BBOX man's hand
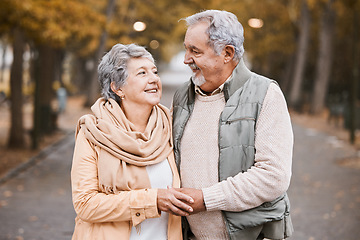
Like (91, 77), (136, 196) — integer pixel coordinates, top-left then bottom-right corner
(176, 188), (206, 214)
(157, 187), (194, 216)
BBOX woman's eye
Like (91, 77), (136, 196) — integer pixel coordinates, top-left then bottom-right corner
(137, 71), (146, 75)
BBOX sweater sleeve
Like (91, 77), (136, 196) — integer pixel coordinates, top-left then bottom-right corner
(71, 127), (160, 225)
(202, 83), (293, 211)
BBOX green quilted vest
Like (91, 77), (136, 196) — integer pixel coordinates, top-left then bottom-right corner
(172, 59), (293, 240)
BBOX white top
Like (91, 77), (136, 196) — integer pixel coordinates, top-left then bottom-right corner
(130, 159), (173, 240)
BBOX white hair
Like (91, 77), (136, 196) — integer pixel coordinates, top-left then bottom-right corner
(98, 43), (154, 102)
(184, 10), (245, 61)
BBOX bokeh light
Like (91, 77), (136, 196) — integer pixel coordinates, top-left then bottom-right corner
(133, 21), (146, 32)
(149, 40), (159, 49)
(248, 18), (264, 28)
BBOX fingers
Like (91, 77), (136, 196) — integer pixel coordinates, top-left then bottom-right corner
(167, 202), (192, 216)
(169, 189), (194, 213)
(168, 186), (194, 204)
(157, 188), (194, 216)
(174, 188), (206, 214)
(166, 187), (194, 214)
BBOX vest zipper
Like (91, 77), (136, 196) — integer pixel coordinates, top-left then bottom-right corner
(225, 117), (255, 124)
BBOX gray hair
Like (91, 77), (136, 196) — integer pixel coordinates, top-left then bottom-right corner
(184, 10), (244, 61)
(98, 43), (154, 102)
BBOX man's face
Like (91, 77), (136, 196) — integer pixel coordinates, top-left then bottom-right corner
(183, 21), (227, 93)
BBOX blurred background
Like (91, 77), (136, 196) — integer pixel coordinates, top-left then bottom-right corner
(0, 0), (359, 151)
(0, 0), (359, 239)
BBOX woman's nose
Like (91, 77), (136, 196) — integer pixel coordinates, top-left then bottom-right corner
(149, 72), (160, 83)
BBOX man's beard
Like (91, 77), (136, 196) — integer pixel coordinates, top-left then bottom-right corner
(191, 72), (206, 86)
(188, 63), (206, 86)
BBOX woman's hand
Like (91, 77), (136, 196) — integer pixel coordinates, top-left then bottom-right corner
(176, 188), (206, 214)
(157, 187), (194, 216)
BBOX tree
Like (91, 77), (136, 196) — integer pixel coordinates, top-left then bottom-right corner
(85, 0), (116, 107)
(349, 11), (359, 143)
(0, 1), (27, 148)
(289, 0), (311, 109)
(8, 28), (26, 148)
(31, 44), (58, 149)
(311, 0), (336, 114)
(0, 0), (105, 148)
(347, 0), (360, 143)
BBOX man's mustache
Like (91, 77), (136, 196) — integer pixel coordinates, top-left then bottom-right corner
(188, 63), (200, 70)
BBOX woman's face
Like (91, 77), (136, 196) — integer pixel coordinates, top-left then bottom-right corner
(119, 57), (162, 109)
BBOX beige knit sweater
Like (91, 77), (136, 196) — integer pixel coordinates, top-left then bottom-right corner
(180, 83), (293, 239)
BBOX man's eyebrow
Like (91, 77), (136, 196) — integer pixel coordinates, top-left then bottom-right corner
(184, 43), (200, 51)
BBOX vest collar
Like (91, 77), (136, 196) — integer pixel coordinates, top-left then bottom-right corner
(223, 58), (252, 101)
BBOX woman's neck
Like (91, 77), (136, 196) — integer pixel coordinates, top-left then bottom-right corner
(121, 104), (152, 132)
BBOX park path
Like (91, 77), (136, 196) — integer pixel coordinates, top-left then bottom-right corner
(288, 123), (360, 239)
(0, 70), (359, 240)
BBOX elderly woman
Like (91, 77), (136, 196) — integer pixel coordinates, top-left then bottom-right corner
(71, 43), (193, 240)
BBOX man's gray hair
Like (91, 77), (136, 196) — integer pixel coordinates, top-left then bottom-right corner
(98, 43), (154, 102)
(184, 10), (244, 61)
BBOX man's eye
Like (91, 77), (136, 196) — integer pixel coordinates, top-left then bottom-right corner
(153, 70), (158, 75)
(137, 71), (146, 75)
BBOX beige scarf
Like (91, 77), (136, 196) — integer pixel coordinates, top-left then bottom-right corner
(76, 98), (174, 193)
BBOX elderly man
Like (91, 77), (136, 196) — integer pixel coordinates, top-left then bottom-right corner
(172, 10), (294, 240)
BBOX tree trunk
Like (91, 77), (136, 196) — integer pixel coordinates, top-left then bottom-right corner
(84, 55), (99, 106)
(311, 0), (336, 114)
(85, 0), (116, 106)
(71, 57), (89, 95)
(350, 8), (359, 144)
(54, 49), (65, 87)
(7, 28), (25, 149)
(32, 44), (57, 149)
(281, 54), (295, 97)
(289, 0), (311, 110)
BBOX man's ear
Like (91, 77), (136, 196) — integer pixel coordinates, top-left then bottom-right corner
(224, 45), (235, 63)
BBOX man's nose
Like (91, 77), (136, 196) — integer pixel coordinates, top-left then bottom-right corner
(184, 51), (193, 64)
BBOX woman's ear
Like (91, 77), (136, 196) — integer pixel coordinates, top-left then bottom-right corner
(224, 45), (235, 63)
(111, 82), (125, 99)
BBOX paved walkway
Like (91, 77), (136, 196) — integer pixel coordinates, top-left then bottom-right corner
(288, 124), (360, 239)
(0, 74), (359, 239)
(0, 135), (76, 240)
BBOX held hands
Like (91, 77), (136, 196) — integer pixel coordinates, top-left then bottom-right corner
(157, 187), (206, 216)
(176, 188), (206, 214)
(157, 187), (194, 216)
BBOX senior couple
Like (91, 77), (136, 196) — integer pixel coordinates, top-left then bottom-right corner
(71, 10), (294, 240)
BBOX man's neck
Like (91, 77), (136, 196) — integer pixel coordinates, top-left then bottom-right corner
(198, 59), (239, 94)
